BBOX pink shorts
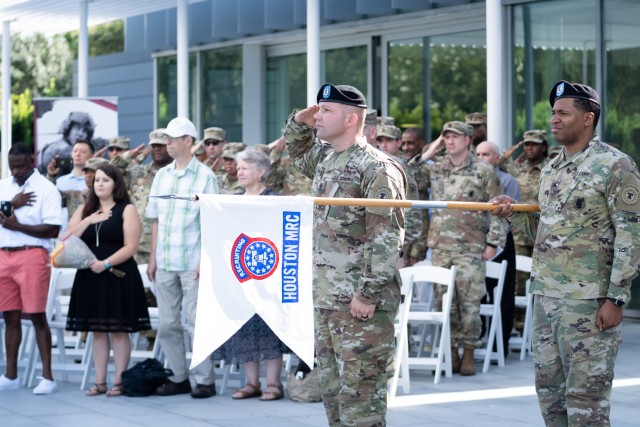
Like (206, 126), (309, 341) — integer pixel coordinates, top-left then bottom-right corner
(0, 248), (51, 313)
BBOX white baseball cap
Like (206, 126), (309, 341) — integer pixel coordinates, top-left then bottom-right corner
(164, 117), (198, 139)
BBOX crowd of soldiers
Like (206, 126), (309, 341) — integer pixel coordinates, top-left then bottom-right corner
(43, 111), (552, 375)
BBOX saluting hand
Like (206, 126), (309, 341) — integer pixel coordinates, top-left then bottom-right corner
(294, 105), (319, 127)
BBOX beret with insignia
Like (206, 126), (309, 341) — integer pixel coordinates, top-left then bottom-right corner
(317, 83), (367, 108)
(549, 80), (600, 107)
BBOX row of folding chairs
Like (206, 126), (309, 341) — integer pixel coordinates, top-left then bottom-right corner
(389, 256), (534, 398)
(2, 264), (290, 393)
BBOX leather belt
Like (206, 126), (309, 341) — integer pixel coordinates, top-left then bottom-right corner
(0, 245), (44, 252)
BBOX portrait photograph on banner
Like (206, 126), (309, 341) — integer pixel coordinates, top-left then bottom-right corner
(192, 194), (315, 369)
(33, 97), (118, 173)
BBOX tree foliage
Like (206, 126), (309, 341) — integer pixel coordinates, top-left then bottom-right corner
(64, 19), (124, 58)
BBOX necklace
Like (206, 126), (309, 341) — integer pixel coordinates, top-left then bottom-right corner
(95, 221), (104, 247)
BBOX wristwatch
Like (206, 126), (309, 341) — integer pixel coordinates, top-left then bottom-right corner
(607, 297), (625, 308)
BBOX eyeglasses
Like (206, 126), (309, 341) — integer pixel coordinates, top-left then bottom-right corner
(108, 146), (124, 152)
(204, 140), (224, 146)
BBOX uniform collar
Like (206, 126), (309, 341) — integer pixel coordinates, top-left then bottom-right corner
(551, 136), (598, 169)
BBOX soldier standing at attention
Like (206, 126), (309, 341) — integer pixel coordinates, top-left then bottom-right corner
(128, 129), (172, 264)
(491, 80), (640, 426)
(415, 121), (505, 376)
(284, 83), (405, 427)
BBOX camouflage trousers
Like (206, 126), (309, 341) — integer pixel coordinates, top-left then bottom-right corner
(314, 308), (396, 427)
(514, 244), (533, 296)
(432, 249), (485, 348)
(532, 295), (621, 427)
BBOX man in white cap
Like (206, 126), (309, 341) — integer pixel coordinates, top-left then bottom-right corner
(145, 117), (219, 399)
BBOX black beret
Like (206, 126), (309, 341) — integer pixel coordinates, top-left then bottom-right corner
(549, 80), (600, 107)
(317, 83), (367, 108)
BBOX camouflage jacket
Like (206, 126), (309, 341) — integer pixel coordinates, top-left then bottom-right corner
(267, 145), (313, 195)
(388, 154), (427, 262)
(283, 114), (406, 312)
(204, 157), (226, 179)
(500, 157), (549, 247)
(511, 138), (640, 303)
(218, 174), (242, 195)
(413, 152), (506, 253)
(129, 161), (163, 260)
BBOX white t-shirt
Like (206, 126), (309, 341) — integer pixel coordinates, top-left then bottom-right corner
(0, 169), (63, 250)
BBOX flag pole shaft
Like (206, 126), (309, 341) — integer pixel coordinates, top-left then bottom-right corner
(313, 197), (540, 212)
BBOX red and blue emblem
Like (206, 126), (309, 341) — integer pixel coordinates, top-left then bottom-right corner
(231, 233), (280, 283)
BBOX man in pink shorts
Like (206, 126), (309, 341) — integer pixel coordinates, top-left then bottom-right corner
(0, 143), (62, 394)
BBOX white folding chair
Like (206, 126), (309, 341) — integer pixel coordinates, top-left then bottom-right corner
(28, 267), (92, 387)
(388, 267), (415, 398)
(510, 255), (533, 360)
(476, 260), (508, 373)
(390, 264), (457, 395)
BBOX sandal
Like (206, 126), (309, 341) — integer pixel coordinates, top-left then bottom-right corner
(85, 383), (107, 396)
(259, 383), (283, 401)
(232, 382), (262, 399)
(106, 383), (124, 397)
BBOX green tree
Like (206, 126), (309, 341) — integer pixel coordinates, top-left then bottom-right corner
(11, 89), (34, 146)
(64, 19), (124, 58)
(6, 32), (73, 97)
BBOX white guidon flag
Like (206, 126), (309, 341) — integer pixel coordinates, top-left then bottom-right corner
(191, 194), (315, 369)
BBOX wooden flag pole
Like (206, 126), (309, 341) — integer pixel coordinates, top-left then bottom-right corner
(313, 197), (540, 212)
(150, 195), (540, 212)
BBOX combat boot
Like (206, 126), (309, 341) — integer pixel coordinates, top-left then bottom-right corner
(451, 347), (461, 374)
(460, 346), (476, 376)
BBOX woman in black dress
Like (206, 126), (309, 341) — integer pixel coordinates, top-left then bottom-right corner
(66, 163), (150, 397)
(214, 148), (288, 401)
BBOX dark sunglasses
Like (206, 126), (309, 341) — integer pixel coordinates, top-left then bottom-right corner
(204, 140), (223, 146)
(108, 146), (124, 152)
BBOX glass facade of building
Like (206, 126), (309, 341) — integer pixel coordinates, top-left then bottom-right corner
(154, 0), (640, 313)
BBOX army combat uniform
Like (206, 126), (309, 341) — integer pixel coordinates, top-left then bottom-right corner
(511, 137), (640, 426)
(267, 144), (312, 195)
(284, 113), (405, 427)
(413, 151), (505, 349)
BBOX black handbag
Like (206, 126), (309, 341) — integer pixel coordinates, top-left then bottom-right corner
(121, 358), (174, 397)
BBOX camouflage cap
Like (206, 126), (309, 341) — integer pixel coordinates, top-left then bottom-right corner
(108, 136), (130, 150)
(377, 125), (401, 140)
(203, 127), (227, 142)
(523, 129), (547, 144)
(465, 112), (487, 125)
(149, 128), (167, 145)
(364, 109), (377, 126)
(222, 142), (247, 160)
(376, 116), (395, 126)
(441, 121), (472, 136)
(548, 145), (563, 158)
(82, 157), (108, 171)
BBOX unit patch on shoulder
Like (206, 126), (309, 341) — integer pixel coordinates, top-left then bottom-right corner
(616, 172), (640, 213)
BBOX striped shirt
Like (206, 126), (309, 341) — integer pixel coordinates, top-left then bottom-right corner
(145, 156), (218, 271)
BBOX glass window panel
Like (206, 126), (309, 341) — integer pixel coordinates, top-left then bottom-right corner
(388, 31), (486, 141)
(266, 45), (368, 142)
(604, 0), (640, 162)
(156, 54), (198, 128)
(512, 0), (596, 143)
(604, 0), (640, 311)
(200, 46), (243, 141)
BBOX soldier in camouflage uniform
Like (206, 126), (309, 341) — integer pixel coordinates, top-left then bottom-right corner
(376, 124), (426, 266)
(465, 112), (487, 149)
(499, 130), (550, 301)
(492, 80), (640, 427)
(284, 83), (405, 427)
(128, 129), (172, 265)
(218, 142), (246, 194)
(196, 127), (227, 179)
(266, 136), (312, 195)
(400, 127), (425, 161)
(412, 121), (506, 376)
(363, 109), (378, 147)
